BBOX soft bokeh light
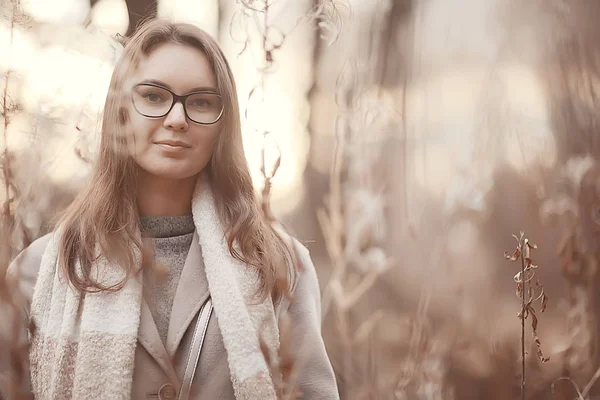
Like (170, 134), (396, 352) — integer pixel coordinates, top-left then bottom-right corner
(42, 123), (92, 185)
(90, 0), (129, 36)
(22, 0), (89, 24)
(158, 0), (219, 37)
(242, 86), (310, 206)
(22, 46), (113, 115)
(4, 113), (34, 153)
(0, 23), (36, 72)
(404, 63), (554, 196)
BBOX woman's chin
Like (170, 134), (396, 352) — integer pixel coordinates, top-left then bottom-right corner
(139, 164), (201, 182)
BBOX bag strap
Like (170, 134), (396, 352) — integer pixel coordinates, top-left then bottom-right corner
(177, 298), (213, 400)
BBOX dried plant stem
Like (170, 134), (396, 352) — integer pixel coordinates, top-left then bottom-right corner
(258, 0), (274, 221)
(551, 363), (600, 400)
(506, 232), (548, 399)
(551, 377), (584, 400)
(0, 4), (32, 399)
(335, 265), (387, 310)
(2, 1), (18, 219)
(316, 135), (346, 321)
(520, 252), (526, 400)
(582, 365), (600, 398)
(241, 2), (314, 398)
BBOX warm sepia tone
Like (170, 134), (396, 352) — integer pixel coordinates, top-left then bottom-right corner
(2, 0), (600, 399)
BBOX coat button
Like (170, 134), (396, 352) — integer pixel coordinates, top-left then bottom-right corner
(158, 383), (177, 400)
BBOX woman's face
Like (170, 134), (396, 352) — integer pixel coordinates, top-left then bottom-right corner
(126, 43), (222, 181)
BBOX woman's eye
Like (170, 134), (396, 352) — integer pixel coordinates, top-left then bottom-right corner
(144, 93), (164, 103)
(192, 100), (210, 108)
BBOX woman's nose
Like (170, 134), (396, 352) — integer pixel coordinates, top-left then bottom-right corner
(164, 102), (189, 131)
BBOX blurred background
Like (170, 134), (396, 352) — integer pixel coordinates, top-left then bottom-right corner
(3, 0), (600, 398)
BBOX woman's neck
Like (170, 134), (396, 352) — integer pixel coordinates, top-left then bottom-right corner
(136, 171), (197, 217)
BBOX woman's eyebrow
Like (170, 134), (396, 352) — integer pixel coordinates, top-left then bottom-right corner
(139, 79), (218, 93)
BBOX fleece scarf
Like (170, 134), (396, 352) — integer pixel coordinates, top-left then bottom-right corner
(29, 181), (279, 399)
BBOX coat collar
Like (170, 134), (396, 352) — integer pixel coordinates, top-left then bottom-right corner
(137, 298), (180, 385)
(166, 231), (210, 356)
(137, 232), (209, 379)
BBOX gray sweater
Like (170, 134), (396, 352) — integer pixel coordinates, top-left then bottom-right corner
(140, 215), (195, 345)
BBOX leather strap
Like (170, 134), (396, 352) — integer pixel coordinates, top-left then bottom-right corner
(177, 298), (213, 400)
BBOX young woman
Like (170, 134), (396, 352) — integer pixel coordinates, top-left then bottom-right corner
(2, 19), (339, 400)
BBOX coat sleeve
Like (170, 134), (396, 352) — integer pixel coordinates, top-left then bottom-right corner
(0, 233), (51, 400)
(285, 241), (340, 400)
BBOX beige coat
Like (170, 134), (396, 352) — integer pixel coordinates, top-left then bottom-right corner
(2, 233), (339, 400)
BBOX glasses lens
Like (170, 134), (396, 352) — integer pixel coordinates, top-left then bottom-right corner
(132, 85), (173, 117)
(185, 93), (224, 124)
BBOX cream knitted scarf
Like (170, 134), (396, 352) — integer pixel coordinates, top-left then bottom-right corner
(29, 181), (280, 399)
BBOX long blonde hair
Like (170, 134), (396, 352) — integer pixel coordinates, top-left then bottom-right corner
(58, 19), (293, 302)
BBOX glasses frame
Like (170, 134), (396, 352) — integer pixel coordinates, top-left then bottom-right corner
(132, 82), (225, 125)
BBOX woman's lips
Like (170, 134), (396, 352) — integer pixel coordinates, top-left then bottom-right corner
(155, 143), (190, 151)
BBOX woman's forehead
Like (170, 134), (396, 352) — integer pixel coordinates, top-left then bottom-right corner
(134, 43), (217, 93)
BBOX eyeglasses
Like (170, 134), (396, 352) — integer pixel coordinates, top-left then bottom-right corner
(132, 83), (224, 125)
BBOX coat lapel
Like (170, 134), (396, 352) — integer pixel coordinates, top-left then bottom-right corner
(137, 298), (181, 386)
(166, 231), (210, 357)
